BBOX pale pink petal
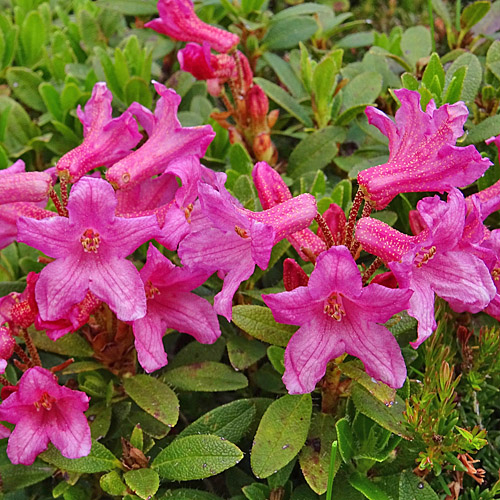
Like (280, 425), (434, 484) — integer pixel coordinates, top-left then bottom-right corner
(353, 285), (412, 323)
(263, 286), (319, 325)
(283, 316), (345, 394)
(0, 423), (11, 438)
(133, 314), (169, 373)
(90, 258), (147, 321)
(249, 220), (274, 270)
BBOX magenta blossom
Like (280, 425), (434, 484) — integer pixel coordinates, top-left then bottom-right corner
(146, 0), (240, 53)
(56, 83), (142, 183)
(106, 82), (215, 190)
(0, 326), (14, 374)
(132, 244), (220, 373)
(252, 162), (326, 260)
(179, 177), (317, 320)
(17, 177), (159, 322)
(0, 366), (91, 465)
(356, 189), (496, 347)
(263, 246), (412, 392)
(357, 89), (491, 210)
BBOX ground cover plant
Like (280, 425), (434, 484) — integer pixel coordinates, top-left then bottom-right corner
(2, 0), (500, 498)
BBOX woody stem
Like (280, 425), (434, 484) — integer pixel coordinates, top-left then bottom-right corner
(21, 329), (41, 367)
(0, 375), (10, 386)
(13, 343), (33, 367)
(362, 257), (384, 285)
(315, 213), (335, 249)
(344, 189), (364, 251)
(60, 176), (69, 208)
(49, 189), (68, 217)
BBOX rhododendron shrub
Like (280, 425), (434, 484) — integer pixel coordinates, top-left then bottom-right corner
(2, 1), (500, 498)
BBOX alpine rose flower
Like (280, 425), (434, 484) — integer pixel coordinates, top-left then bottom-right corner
(263, 246), (412, 392)
(357, 89), (491, 209)
(145, 0), (240, 53)
(106, 82), (215, 190)
(356, 189), (496, 347)
(0, 327), (15, 374)
(132, 244), (220, 373)
(56, 83), (142, 182)
(17, 177), (159, 322)
(0, 366), (91, 465)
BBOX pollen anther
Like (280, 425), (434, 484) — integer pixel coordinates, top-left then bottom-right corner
(324, 293), (346, 321)
(80, 229), (101, 253)
(235, 225), (249, 238)
(415, 245), (437, 268)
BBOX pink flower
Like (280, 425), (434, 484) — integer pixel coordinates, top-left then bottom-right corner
(357, 89), (491, 210)
(17, 177), (159, 322)
(145, 0), (240, 53)
(132, 244), (220, 373)
(263, 246), (412, 392)
(56, 83), (142, 182)
(0, 326), (15, 374)
(106, 82), (215, 190)
(252, 162), (326, 261)
(356, 189), (496, 347)
(179, 177), (317, 320)
(0, 160), (52, 205)
(0, 366), (90, 465)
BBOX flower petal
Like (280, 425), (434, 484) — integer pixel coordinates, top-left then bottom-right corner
(6, 412), (49, 465)
(133, 314), (169, 373)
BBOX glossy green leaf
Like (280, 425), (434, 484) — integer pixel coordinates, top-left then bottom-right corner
(262, 52), (307, 99)
(179, 399), (257, 443)
(30, 329), (93, 357)
(287, 126), (344, 179)
(251, 394), (312, 478)
(0, 459), (55, 492)
(232, 305), (297, 347)
(263, 17), (318, 50)
(161, 489), (223, 499)
(6, 67), (45, 111)
(349, 472), (391, 500)
(123, 469), (160, 500)
(163, 362), (248, 391)
(422, 53), (445, 90)
(100, 470), (128, 496)
(125, 76), (152, 108)
(152, 435), (243, 480)
(124, 374), (179, 427)
(227, 335), (267, 371)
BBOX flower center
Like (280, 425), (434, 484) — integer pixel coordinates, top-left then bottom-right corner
(324, 293), (346, 321)
(492, 268), (500, 281)
(80, 229), (101, 253)
(34, 392), (56, 411)
(235, 225), (249, 238)
(414, 245), (436, 268)
(145, 280), (160, 299)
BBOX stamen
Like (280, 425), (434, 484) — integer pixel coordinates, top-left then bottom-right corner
(184, 203), (194, 223)
(234, 225), (249, 238)
(80, 229), (101, 253)
(145, 280), (160, 299)
(492, 268), (500, 281)
(324, 293), (346, 321)
(415, 245), (437, 268)
(34, 392), (56, 411)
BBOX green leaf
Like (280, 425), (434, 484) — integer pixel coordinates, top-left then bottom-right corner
(263, 17), (318, 50)
(251, 394), (312, 478)
(401, 72), (419, 90)
(94, 0), (157, 15)
(0, 460), (55, 492)
(460, 1), (490, 32)
(262, 52), (307, 99)
(100, 470), (128, 496)
(0, 281), (25, 295)
(287, 126), (344, 179)
(444, 53), (482, 103)
(125, 77), (152, 108)
(431, 0), (452, 27)
(486, 40), (500, 81)
(124, 374), (179, 427)
(442, 66), (466, 104)
(242, 483), (270, 500)
(30, 329), (93, 357)
(299, 413), (339, 494)
(399, 471), (438, 500)
(227, 335), (267, 371)
(422, 53), (445, 90)
(179, 399), (257, 443)
(163, 362), (248, 391)
(348, 472), (391, 500)
(6, 67), (45, 111)
(40, 440), (120, 473)
(341, 71), (382, 111)
(60, 83), (82, 114)
(168, 338), (226, 368)
(351, 384), (412, 439)
(39, 82), (63, 121)
(254, 77), (312, 127)
(400, 26), (431, 68)
(152, 435), (243, 480)
(336, 103), (373, 126)
(123, 469), (160, 500)
(229, 142), (254, 175)
(267, 346), (285, 375)
(19, 11), (46, 67)
(232, 305), (297, 347)
(335, 417), (355, 463)
(161, 489), (223, 499)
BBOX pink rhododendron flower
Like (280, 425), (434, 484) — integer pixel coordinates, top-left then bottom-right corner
(0, 366), (91, 465)
(0, 160), (52, 205)
(17, 177), (159, 322)
(357, 89), (491, 210)
(179, 176), (317, 320)
(356, 189), (496, 347)
(0, 326), (15, 374)
(106, 82), (215, 190)
(263, 246), (412, 392)
(0, 423), (10, 439)
(252, 162), (326, 260)
(132, 244), (220, 373)
(146, 0), (240, 53)
(56, 83), (142, 182)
